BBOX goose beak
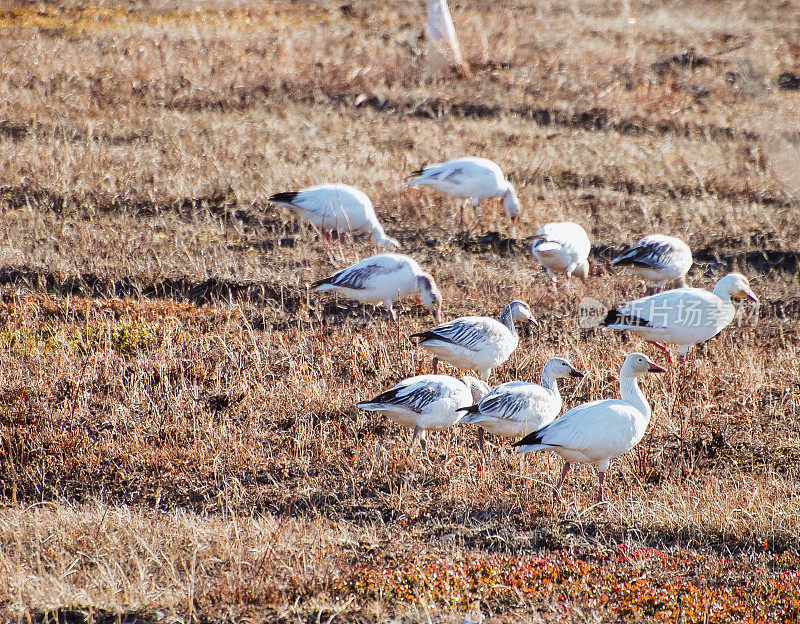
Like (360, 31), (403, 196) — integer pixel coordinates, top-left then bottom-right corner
(745, 291), (758, 302)
(434, 308), (443, 323)
(511, 214), (519, 223)
(569, 369), (586, 378)
(527, 317), (539, 327)
(648, 362), (667, 373)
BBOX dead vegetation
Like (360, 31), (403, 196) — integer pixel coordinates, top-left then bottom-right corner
(0, 0), (799, 622)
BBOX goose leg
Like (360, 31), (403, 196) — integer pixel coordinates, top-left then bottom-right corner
(596, 471), (606, 503)
(410, 425), (420, 450)
(647, 341), (674, 365)
(477, 427), (485, 454)
(554, 462), (571, 499)
(432, 356), (439, 374)
(386, 300), (397, 324)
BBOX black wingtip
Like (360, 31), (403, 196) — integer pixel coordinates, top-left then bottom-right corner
(310, 277), (331, 290)
(410, 166), (426, 177)
(512, 430), (544, 447)
(602, 308), (652, 328)
(269, 191), (299, 204)
(455, 404), (480, 415)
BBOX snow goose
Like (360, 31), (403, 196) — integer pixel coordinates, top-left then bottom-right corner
(602, 272), (758, 363)
(359, 374), (490, 447)
(514, 352), (665, 502)
(530, 222), (591, 291)
(269, 183), (399, 249)
(458, 357), (585, 452)
(407, 157), (521, 226)
(611, 234), (693, 292)
(410, 300), (537, 381)
(311, 253), (442, 322)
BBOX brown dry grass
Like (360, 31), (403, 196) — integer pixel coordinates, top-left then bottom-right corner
(0, 0), (799, 622)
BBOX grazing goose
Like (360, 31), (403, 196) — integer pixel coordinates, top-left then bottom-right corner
(410, 300), (536, 381)
(530, 222), (591, 291)
(407, 157), (521, 226)
(359, 375), (490, 447)
(458, 357), (585, 452)
(611, 234), (693, 292)
(514, 352), (665, 502)
(602, 273), (758, 364)
(269, 183), (399, 249)
(311, 253), (442, 322)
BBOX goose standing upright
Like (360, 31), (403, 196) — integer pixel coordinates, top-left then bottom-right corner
(407, 157), (521, 227)
(358, 375), (490, 447)
(311, 253), (442, 322)
(410, 301), (537, 381)
(514, 353), (665, 502)
(611, 234), (693, 292)
(458, 357), (585, 452)
(530, 222), (591, 291)
(602, 273), (758, 363)
(269, 183), (399, 249)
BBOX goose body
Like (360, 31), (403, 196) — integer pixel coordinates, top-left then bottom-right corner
(312, 253), (442, 321)
(410, 300), (536, 381)
(531, 222), (591, 285)
(358, 374), (490, 445)
(602, 273), (757, 361)
(458, 358), (585, 438)
(611, 234), (692, 290)
(408, 157), (521, 221)
(515, 353), (665, 502)
(269, 183), (399, 248)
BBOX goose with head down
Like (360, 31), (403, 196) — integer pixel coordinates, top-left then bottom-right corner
(407, 157), (521, 227)
(530, 222), (591, 292)
(514, 352), (665, 503)
(611, 234), (693, 292)
(358, 374), (490, 448)
(269, 183), (399, 249)
(311, 253), (442, 323)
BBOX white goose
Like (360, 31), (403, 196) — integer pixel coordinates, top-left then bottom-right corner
(514, 352), (665, 502)
(358, 374), (490, 447)
(458, 357), (585, 452)
(269, 183), (399, 248)
(602, 273), (758, 363)
(410, 300), (536, 381)
(530, 222), (591, 291)
(611, 234), (693, 292)
(311, 253), (442, 322)
(407, 157), (521, 226)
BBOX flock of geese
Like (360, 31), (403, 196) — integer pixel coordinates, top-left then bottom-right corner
(270, 156), (758, 503)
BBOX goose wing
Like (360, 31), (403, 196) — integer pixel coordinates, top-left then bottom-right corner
(411, 317), (499, 352)
(312, 255), (405, 291)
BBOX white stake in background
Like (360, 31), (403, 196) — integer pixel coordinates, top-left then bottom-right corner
(426, 0), (470, 78)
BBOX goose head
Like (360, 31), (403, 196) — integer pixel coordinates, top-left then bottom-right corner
(372, 230), (401, 249)
(620, 352), (666, 377)
(572, 260), (590, 280)
(503, 186), (522, 222)
(543, 357), (586, 380)
(506, 300), (538, 326)
(418, 273), (443, 323)
(461, 376), (492, 402)
(713, 273), (758, 302)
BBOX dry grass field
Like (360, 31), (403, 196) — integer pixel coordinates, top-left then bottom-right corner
(0, 0), (799, 621)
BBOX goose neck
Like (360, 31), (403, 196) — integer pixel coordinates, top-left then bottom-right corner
(499, 305), (517, 336)
(619, 374), (650, 421)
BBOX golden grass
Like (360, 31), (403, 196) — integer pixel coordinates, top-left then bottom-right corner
(0, 0), (798, 621)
